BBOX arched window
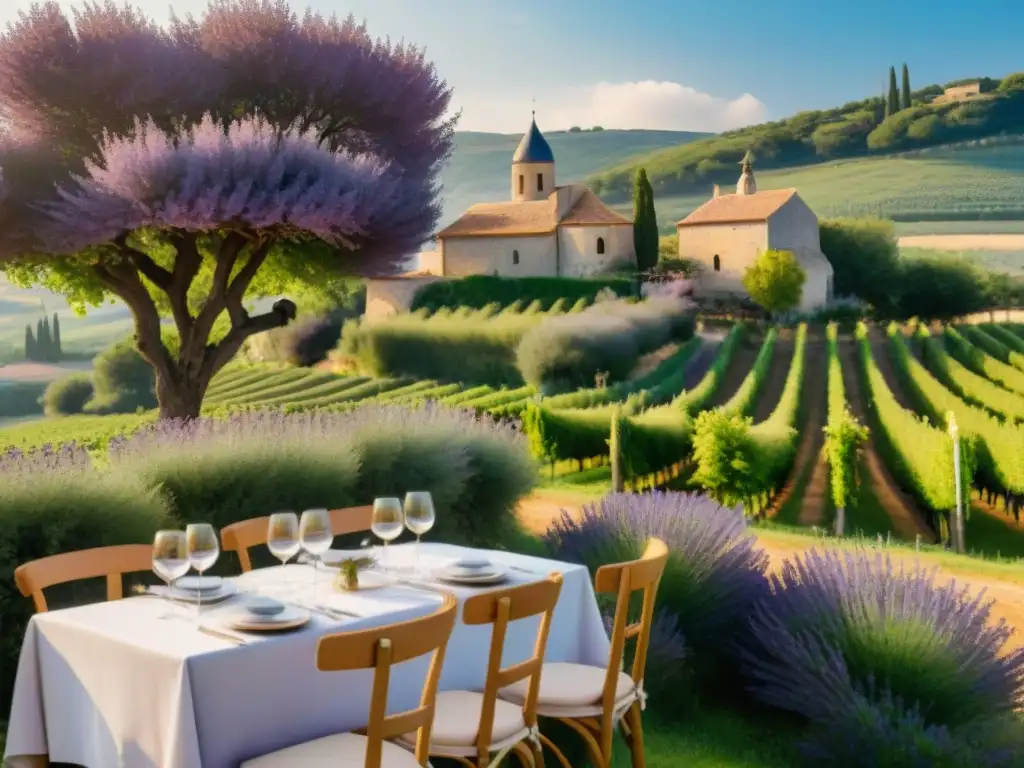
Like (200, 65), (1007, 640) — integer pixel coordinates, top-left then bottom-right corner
(537, 173), (544, 192)
(596, 237), (605, 255)
(713, 254), (721, 272)
(512, 250), (520, 265)
(518, 175), (525, 195)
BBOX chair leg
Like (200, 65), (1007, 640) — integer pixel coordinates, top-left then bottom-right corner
(512, 741), (536, 768)
(537, 733), (572, 768)
(624, 703), (646, 768)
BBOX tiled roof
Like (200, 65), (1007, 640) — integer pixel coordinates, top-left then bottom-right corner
(435, 197), (557, 238)
(560, 188), (632, 226)
(677, 188), (798, 227)
(512, 118), (555, 164)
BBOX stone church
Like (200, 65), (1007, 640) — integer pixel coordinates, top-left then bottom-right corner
(676, 158), (835, 312)
(364, 116), (636, 319)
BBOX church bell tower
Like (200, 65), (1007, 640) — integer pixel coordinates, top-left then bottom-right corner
(736, 151), (756, 196)
(511, 112), (556, 202)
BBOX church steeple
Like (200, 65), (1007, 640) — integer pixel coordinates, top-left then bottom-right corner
(736, 151), (756, 196)
(511, 113), (555, 202)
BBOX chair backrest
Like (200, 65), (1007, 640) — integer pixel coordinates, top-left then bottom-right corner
(220, 506), (374, 572)
(316, 594), (459, 768)
(14, 544), (154, 613)
(462, 573), (563, 757)
(593, 538), (669, 715)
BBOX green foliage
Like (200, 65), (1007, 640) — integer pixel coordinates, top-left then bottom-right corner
(920, 328), (1024, 422)
(888, 325), (1023, 494)
(721, 328), (779, 416)
(21, 314), (62, 362)
(998, 72), (1024, 94)
(633, 168), (659, 271)
(855, 322), (965, 521)
(42, 373), (95, 416)
(410, 275), (633, 312)
(693, 325), (808, 512)
(742, 250), (806, 315)
(960, 325), (1024, 371)
(888, 66), (900, 117)
(0, 381), (46, 419)
(943, 326), (1024, 395)
(897, 256), (988, 320)
(901, 63), (912, 111)
(0, 460), (171, 712)
(337, 302), (558, 386)
(823, 324), (868, 512)
(87, 338), (158, 414)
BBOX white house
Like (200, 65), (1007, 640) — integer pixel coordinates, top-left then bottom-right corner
(676, 158), (835, 312)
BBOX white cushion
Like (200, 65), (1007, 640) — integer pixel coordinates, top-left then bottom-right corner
(500, 662), (635, 710)
(402, 690), (526, 748)
(242, 731), (421, 767)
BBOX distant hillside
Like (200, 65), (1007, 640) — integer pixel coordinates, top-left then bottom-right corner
(438, 129), (709, 226)
(615, 141), (1024, 232)
(588, 72), (1024, 204)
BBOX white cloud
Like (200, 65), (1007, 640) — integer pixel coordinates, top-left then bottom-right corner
(456, 81), (767, 134)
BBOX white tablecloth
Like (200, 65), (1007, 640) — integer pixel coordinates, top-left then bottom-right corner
(5, 543), (609, 768)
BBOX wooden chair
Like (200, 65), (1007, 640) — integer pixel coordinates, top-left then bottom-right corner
(242, 594), (459, 768)
(400, 573), (564, 768)
(221, 506), (374, 572)
(498, 538), (669, 768)
(14, 544), (154, 614)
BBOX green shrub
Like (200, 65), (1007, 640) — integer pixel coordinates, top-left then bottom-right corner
(42, 373), (95, 416)
(0, 448), (171, 715)
(411, 275), (634, 312)
(960, 325), (1024, 372)
(0, 381), (46, 419)
(823, 324), (868, 525)
(87, 339), (157, 414)
(943, 326), (1024, 395)
(720, 328), (779, 416)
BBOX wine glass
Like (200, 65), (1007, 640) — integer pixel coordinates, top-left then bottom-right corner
(300, 509), (333, 605)
(186, 524), (220, 618)
(152, 530), (190, 617)
(371, 497), (404, 572)
(403, 492), (435, 575)
(267, 512), (301, 583)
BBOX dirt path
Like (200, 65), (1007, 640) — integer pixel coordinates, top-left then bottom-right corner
(752, 339), (795, 422)
(681, 336), (721, 389)
(789, 336), (828, 525)
(706, 338), (761, 409)
(898, 233), (1024, 251)
(840, 338), (936, 542)
(516, 491), (1023, 652)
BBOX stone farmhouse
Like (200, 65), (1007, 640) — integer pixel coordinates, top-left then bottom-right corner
(364, 116), (635, 320)
(676, 158), (835, 312)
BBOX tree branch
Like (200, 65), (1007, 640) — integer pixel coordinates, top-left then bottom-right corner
(224, 236), (275, 327)
(200, 305), (292, 382)
(93, 260), (177, 384)
(189, 231), (248, 359)
(113, 233), (173, 291)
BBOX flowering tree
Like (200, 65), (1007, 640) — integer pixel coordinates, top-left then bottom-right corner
(0, 1), (453, 418)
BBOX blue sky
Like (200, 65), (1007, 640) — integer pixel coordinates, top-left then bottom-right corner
(3, 0), (1023, 133)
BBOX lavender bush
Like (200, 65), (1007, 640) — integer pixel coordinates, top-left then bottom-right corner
(742, 549), (1024, 745)
(110, 404), (537, 550)
(546, 491), (769, 695)
(0, 445), (171, 715)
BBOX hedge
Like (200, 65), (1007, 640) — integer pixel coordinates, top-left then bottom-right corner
(720, 327), (779, 416)
(822, 324), (868, 527)
(410, 275), (634, 312)
(958, 325), (1024, 372)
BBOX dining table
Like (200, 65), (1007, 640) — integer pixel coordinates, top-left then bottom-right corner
(4, 542), (611, 768)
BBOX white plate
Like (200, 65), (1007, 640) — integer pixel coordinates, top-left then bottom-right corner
(435, 567), (508, 586)
(176, 576), (224, 593)
(157, 582), (239, 604)
(334, 569), (394, 591)
(222, 605), (311, 632)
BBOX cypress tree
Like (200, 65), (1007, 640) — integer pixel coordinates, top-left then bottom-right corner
(24, 324), (36, 361)
(887, 66), (900, 117)
(40, 316), (53, 361)
(35, 318), (44, 360)
(901, 63), (912, 110)
(633, 168), (658, 272)
(641, 172), (659, 271)
(52, 312), (62, 360)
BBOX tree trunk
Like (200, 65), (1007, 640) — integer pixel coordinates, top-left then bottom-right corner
(155, 370), (210, 421)
(834, 507), (845, 537)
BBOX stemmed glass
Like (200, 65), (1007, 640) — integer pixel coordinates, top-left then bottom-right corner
(371, 497), (404, 572)
(267, 512), (301, 583)
(403, 492), (435, 575)
(152, 530), (190, 618)
(185, 524), (220, 618)
(299, 509), (333, 606)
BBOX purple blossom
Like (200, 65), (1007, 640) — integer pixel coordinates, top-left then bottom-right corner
(0, 443), (92, 476)
(741, 548), (1024, 731)
(546, 491), (769, 661)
